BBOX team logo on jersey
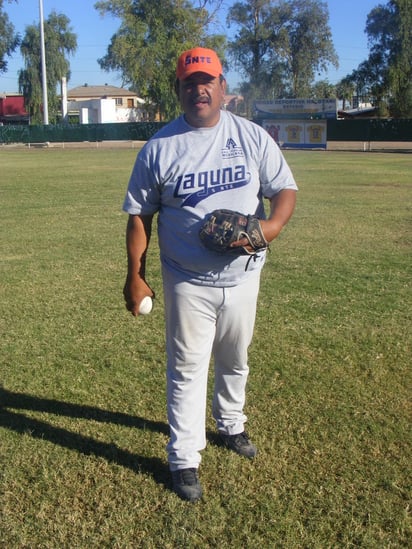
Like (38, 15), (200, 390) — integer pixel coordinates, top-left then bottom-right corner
(174, 164), (251, 207)
(221, 137), (244, 158)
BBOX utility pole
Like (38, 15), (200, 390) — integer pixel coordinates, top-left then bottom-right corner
(39, 0), (49, 124)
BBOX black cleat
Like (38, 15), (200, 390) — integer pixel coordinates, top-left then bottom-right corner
(171, 468), (202, 502)
(219, 431), (257, 459)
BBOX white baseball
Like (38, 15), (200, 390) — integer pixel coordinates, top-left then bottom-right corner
(139, 296), (153, 315)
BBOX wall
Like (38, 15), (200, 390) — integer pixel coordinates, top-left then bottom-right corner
(0, 122), (167, 143)
(68, 98), (145, 124)
(0, 119), (410, 145)
(0, 95), (29, 123)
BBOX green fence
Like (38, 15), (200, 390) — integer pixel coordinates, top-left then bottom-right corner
(0, 119), (410, 145)
(326, 118), (412, 142)
(0, 122), (167, 144)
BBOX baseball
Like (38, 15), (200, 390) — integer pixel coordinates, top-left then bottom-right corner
(139, 296), (153, 315)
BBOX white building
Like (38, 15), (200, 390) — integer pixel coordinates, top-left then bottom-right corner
(67, 85), (148, 123)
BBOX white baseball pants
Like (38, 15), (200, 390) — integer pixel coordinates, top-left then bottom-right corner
(162, 266), (261, 471)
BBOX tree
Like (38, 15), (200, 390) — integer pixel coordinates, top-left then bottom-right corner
(282, 0), (338, 97)
(310, 80), (336, 100)
(95, 0), (226, 120)
(18, 11), (77, 124)
(344, 0), (412, 118)
(0, 0), (19, 74)
(227, 0), (290, 106)
(335, 76), (356, 110)
(386, 0), (412, 117)
(227, 0), (338, 112)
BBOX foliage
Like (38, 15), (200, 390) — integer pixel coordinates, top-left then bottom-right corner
(341, 0), (412, 118)
(387, 0), (412, 117)
(335, 76), (356, 110)
(281, 0), (338, 97)
(227, 0), (338, 112)
(0, 147), (411, 547)
(309, 79), (336, 99)
(227, 0), (288, 117)
(18, 11), (77, 124)
(95, 0), (226, 121)
(0, 0), (19, 73)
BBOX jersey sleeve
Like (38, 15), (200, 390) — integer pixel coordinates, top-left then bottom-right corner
(122, 148), (161, 216)
(258, 128), (298, 198)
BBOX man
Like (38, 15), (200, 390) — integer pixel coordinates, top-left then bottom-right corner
(123, 47), (297, 502)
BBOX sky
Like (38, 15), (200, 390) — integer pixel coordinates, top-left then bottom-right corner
(0, 0), (381, 94)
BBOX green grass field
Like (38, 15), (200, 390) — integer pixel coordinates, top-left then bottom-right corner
(1, 147), (411, 548)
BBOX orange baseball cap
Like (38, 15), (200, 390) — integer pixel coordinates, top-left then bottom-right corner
(176, 47), (223, 80)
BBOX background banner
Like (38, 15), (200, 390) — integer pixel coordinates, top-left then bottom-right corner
(255, 99), (337, 119)
(262, 119), (327, 149)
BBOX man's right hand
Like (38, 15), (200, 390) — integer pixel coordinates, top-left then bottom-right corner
(123, 213), (155, 316)
(123, 275), (154, 316)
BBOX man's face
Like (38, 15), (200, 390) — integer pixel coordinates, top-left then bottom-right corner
(177, 72), (226, 128)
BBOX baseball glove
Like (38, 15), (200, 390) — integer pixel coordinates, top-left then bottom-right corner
(199, 209), (268, 255)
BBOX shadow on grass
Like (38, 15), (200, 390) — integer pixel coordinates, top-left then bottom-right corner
(0, 387), (170, 488)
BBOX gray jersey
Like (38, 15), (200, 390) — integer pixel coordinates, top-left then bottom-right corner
(123, 110), (298, 286)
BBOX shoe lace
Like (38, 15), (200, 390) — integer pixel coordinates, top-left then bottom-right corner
(176, 468), (198, 486)
(234, 432), (250, 445)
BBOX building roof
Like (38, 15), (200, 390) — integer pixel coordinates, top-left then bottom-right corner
(337, 106), (378, 119)
(0, 92), (21, 98)
(68, 85), (139, 99)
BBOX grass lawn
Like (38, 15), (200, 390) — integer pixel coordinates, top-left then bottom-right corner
(0, 147), (411, 548)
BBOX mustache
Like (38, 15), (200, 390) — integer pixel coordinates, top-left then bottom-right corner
(192, 95), (210, 104)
